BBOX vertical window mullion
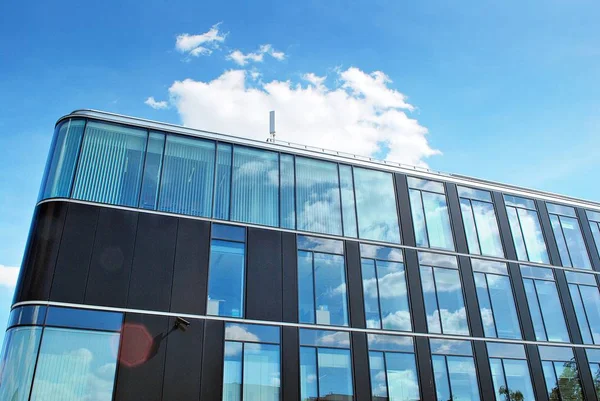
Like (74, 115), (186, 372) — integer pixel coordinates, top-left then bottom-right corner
(240, 342), (245, 401)
(315, 347), (321, 398)
(311, 252), (318, 324)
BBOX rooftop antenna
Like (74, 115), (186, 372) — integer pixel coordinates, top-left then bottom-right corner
(268, 110), (276, 142)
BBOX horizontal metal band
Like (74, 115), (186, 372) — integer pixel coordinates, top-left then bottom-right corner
(12, 300), (600, 350)
(37, 197), (600, 277)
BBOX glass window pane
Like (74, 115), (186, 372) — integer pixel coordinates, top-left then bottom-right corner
(422, 191), (454, 250)
(588, 210), (600, 222)
(29, 328), (119, 401)
(295, 157), (342, 235)
(0, 327), (42, 401)
(565, 271), (597, 285)
(243, 343), (280, 401)
(280, 154), (295, 229)
(158, 135), (215, 217)
(461, 198), (482, 255)
(317, 348), (353, 399)
(139, 132), (165, 210)
(433, 268), (469, 335)
(360, 244), (404, 262)
(339, 165), (357, 238)
(207, 240), (245, 318)
(539, 346), (574, 361)
(420, 266), (442, 334)
(590, 362), (600, 400)
(504, 195), (536, 210)
(300, 347), (318, 401)
(590, 222), (600, 257)
(299, 329), (350, 348)
(367, 334), (414, 353)
(353, 167), (400, 243)
(560, 216), (592, 269)
(386, 352), (420, 401)
(520, 265), (554, 280)
(73, 121), (147, 207)
(471, 259), (508, 275)
(213, 143), (232, 220)
(430, 339), (473, 356)
(518, 208), (550, 264)
(314, 252), (348, 326)
(523, 279), (547, 341)
(579, 285), (600, 344)
(457, 186), (492, 202)
(474, 273), (497, 338)
(447, 355), (481, 401)
(212, 223), (246, 242)
(361, 259), (381, 329)
(570, 284), (594, 344)
(408, 177), (445, 193)
(486, 343), (526, 359)
(489, 359), (507, 401)
(231, 146), (279, 227)
(551, 214), (572, 267)
(547, 203), (577, 217)
(553, 361), (583, 401)
(486, 275), (521, 339)
(369, 352), (388, 399)
(225, 323), (280, 344)
(298, 251), (316, 324)
(223, 342), (243, 401)
(409, 188), (429, 248)
(40, 119), (85, 200)
(536, 280), (570, 342)
(8, 306), (47, 327)
(419, 252), (458, 269)
(507, 207), (528, 261)
(377, 261), (411, 331)
(472, 200), (504, 257)
(503, 359), (536, 401)
(432, 355), (452, 401)
(297, 235), (344, 254)
(45, 307), (123, 331)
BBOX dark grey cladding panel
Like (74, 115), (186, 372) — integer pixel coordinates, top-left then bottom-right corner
(350, 331), (370, 401)
(127, 213), (178, 311)
(85, 207), (138, 307)
(282, 326), (299, 401)
(246, 227), (283, 322)
(170, 218), (211, 315)
(50, 203), (99, 303)
(394, 173), (416, 247)
(114, 313), (170, 401)
(200, 319), (225, 401)
(14, 201), (68, 304)
(162, 317), (204, 401)
(282, 232), (298, 323)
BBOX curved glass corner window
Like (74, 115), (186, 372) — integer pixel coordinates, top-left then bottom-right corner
(29, 328), (119, 401)
(360, 244), (411, 331)
(521, 265), (570, 342)
(430, 339), (480, 401)
(300, 329), (353, 401)
(504, 195), (549, 264)
(566, 272), (600, 345)
(408, 177), (454, 250)
(471, 259), (521, 339)
(487, 343), (535, 401)
(72, 121), (148, 207)
(368, 334), (420, 401)
(295, 156), (342, 236)
(231, 146), (279, 227)
(458, 186), (504, 257)
(353, 167), (401, 243)
(207, 225), (246, 318)
(419, 252), (469, 335)
(539, 346), (583, 401)
(298, 236), (348, 326)
(158, 135), (215, 217)
(0, 327), (42, 401)
(222, 323), (280, 401)
(40, 119), (86, 200)
(547, 203), (591, 269)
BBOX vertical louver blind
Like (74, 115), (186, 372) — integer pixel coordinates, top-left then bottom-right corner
(280, 154), (295, 229)
(231, 146), (279, 227)
(158, 135), (215, 217)
(72, 122), (147, 207)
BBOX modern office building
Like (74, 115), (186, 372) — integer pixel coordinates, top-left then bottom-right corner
(4, 109), (600, 401)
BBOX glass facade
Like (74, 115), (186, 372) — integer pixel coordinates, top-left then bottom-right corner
(539, 346), (584, 401)
(430, 339), (481, 401)
(547, 203), (592, 269)
(587, 349), (600, 400)
(566, 272), (600, 345)
(487, 342), (536, 401)
(504, 195), (550, 264)
(458, 186), (504, 257)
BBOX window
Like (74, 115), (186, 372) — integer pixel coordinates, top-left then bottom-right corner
(231, 146), (279, 227)
(353, 167), (401, 243)
(339, 165), (358, 238)
(298, 236), (348, 326)
(280, 154), (295, 229)
(0, 327), (42, 401)
(299, 329), (353, 401)
(222, 323), (280, 401)
(139, 132), (165, 210)
(419, 252), (469, 335)
(586, 348), (600, 400)
(72, 121), (148, 207)
(547, 203), (591, 269)
(39, 119), (85, 200)
(539, 346), (583, 401)
(158, 135), (215, 217)
(360, 244), (411, 331)
(458, 186), (503, 257)
(213, 143), (233, 220)
(504, 195), (549, 264)
(566, 272), (600, 344)
(408, 177), (454, 250)
(521, 265), (570, 342)
(472, 259), (521, 339)
(207, 224), (246, 318)
(367, 334), (420, 401)
(487, 342), (536, 401)
(587, 210), (600, 259)
(295, 157), (343, 236)
(430, 339), (480, 401)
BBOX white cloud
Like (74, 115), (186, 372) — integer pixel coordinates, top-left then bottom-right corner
(0, 265), (19, 288)
(144, 97), (169, 110)
(169, 67), (439, 167)
(175, 23), (227, 57)
(227, 44), (286, 66)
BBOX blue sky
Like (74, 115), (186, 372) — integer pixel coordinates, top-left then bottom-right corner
(0, 0), (599, 343)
